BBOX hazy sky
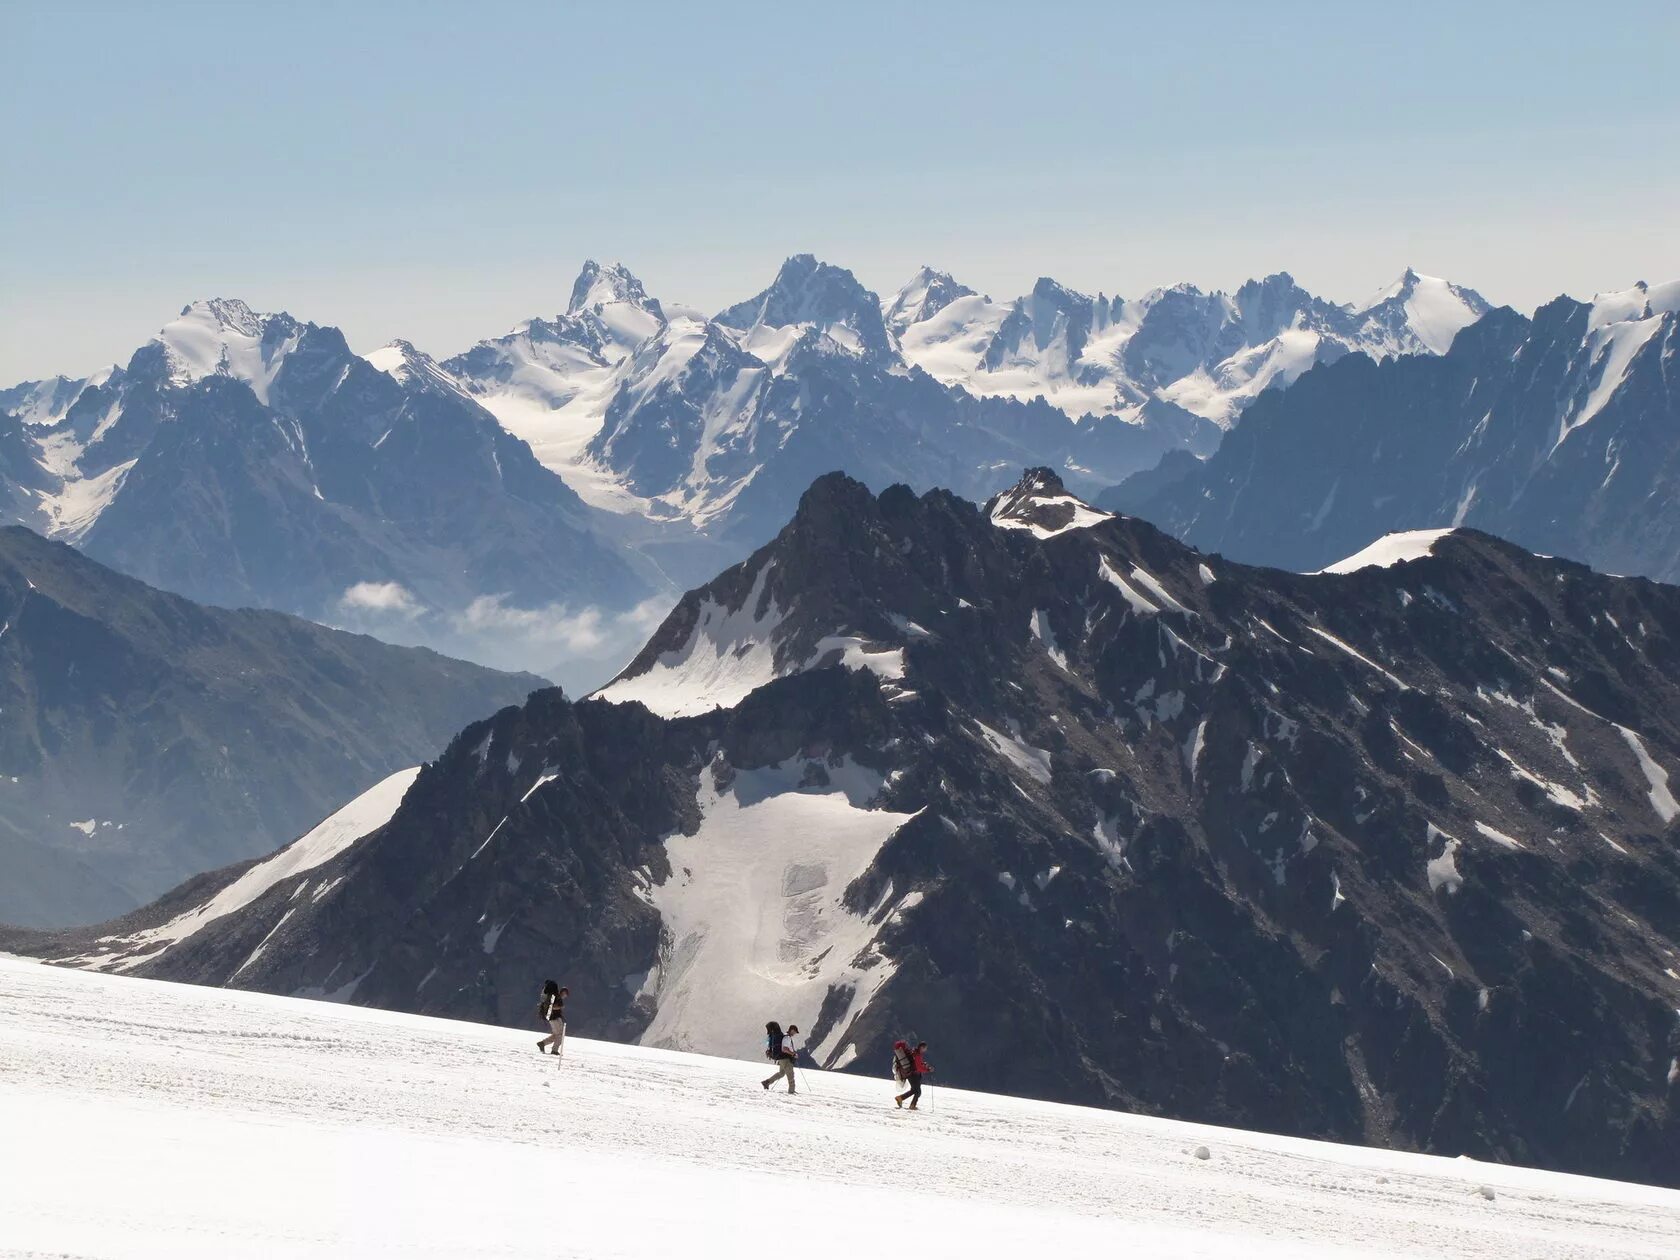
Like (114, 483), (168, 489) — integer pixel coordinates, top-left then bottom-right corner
(3, 0), (1676, 383)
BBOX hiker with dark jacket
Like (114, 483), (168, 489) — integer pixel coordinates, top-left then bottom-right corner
(536, 981), (568, 1058)
(895, 1040), (932, 1109)
(761, 1021), (799, 1093)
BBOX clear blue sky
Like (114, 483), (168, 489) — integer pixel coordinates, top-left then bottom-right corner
(3, 0), (1676, 382)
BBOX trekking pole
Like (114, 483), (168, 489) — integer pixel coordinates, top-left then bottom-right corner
(797, 1045), (816, 1095)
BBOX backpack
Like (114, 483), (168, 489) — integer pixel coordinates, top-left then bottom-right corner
(892, 1044), (914, 1081)
(765, 1021), (784, 1062)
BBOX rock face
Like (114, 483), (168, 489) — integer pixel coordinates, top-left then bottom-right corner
(24, 469), (1680, 1189)
(1105, 282), (1680, 583)
(0, 527), (544, 928)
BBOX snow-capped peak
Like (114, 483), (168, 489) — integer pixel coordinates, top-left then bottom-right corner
(1350, 269), (1490, 356)
(556, 261), (666, 363)
(363, 339), (458, 392)
(151, 298), (307, 405)
(986, 467), (1114, 539)
(1028, 275), (1096, 310)
(716, 254), (894, 361)
(178, 297), (272, 337)
(1585, 278), (1680, 332)
(883, 266), (977, 332)
(0, 367), (119, 427)
(568, 260), (661, 319)
(1353, 266), (1425, 312)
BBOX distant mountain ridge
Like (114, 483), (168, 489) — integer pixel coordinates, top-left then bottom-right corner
(0, 298), (656, 688)
(0, 256), (1555, 689)
(416, 254), (1492, 566)
(1104, 280), (1680, 582)
(0, 526), (543, 928)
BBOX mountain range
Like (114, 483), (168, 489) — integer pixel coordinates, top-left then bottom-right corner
(1, 259), (1492, 687)
(1103, 281), (1680, 583)
(18, 469), (1678, 1188)
(0, 298), (656, 690)
(0, 526), (542, 927)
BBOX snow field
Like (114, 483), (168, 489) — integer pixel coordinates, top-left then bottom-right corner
(596, 560), (785, 717)
(3, 959), (1678, 1259)
(1319, 529), (1456, 574)
(637, 756), (917, 1064)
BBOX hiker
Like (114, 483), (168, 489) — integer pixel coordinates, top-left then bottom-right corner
(536, 980), (568, 1058)
(895, 1040), (932, 1109)
(761, 1021), (799, 1093)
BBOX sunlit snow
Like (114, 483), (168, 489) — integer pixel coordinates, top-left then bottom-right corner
(1319, 529), (1456, 575)
(638, 756), (916, 1065)
(4, 959), (1676, 1259)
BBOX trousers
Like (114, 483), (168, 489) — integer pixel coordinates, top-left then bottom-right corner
(538, 1018), (566, 1056)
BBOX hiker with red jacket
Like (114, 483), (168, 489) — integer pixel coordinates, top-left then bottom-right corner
(894, 1040), (932, 1109)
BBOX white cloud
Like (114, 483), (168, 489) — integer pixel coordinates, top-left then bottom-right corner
(339, 581), (422, 618)
(452, 594), (672, 657)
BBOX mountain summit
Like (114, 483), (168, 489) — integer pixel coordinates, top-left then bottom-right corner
(715, 254), (895, 361)
(569, 259), (664, 320)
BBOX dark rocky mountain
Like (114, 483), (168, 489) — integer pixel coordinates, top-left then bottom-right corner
(21, 469), (1680, 1188)
(1105, 281), (1680, 582)
(0, 526), (544, 928)
(0, 299), (656, 683)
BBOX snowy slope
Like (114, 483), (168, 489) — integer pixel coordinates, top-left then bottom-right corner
(60, 766), (420, 972)
(637, 755), (919, 1063)
(1319, 529), (1458, 574)
(1351, 268), (1490, 355)
(152, 298), (306, 404)
(4, 958), (1676, 1260)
